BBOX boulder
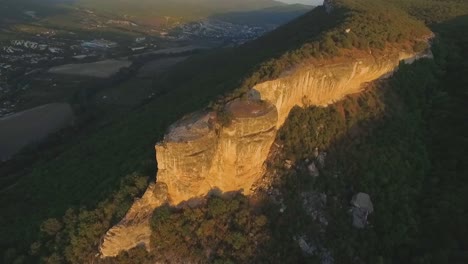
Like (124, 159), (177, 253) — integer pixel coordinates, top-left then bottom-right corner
(351, 193), (373, 228)
(308, 162), (320, 177)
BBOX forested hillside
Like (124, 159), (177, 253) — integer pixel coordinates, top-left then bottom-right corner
(1, 0), (467, 263)
(272, 17), (468, 261)
(23, 15), (468, 263)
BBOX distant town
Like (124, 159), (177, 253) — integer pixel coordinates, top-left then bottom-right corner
(0, 18), (271, 117)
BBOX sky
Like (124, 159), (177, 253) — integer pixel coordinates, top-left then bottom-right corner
(278, 0), (324, 5)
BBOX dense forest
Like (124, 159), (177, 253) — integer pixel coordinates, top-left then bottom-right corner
(273, 18), (468, 262)
(1, 0), (468, 263)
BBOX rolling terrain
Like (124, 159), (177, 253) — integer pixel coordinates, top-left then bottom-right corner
(1, 0), (467, 263)
(0, 0), (312, 35)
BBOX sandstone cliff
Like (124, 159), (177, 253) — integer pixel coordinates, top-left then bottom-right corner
(99, 182), (168, 257)
(99, 45), (432, 257)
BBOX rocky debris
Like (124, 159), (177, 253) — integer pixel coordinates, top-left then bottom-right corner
(317, 151), (327, 168)
(294, 235), (334, 264)
(295, 235), (317, 255)
(268, 188), (285, 206)
(350, 193), (374, 228)
(307, 162), (320, 177)
(284, 159), (293, 169)
(321, 249), (335, 264)
(301, 192), (328, 226)
(305, 148), (326, 177)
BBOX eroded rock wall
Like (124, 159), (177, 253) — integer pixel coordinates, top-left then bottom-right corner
(156, 100), (279, 204)
(253, 51), (415, 126)
(100, 49), (426, 257)
(156, 112), (218, 204)
(205, 101), (278, 198)
(99, 183), (168, 257)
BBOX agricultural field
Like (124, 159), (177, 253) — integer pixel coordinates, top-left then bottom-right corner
(48, 59), (132, 78)
(0, 103), (74, 161)
(137, 56), (189, 77)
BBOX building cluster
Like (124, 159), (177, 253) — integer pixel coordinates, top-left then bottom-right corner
(0, 15), (276, 118)
(173, 20), (267, 45)
(2, 39), (63, 55)
(0, 38), (66, 81)
(0, 36), (126, 78)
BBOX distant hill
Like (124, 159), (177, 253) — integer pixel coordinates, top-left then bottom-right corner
(0, 0), (312, 35)
(211, 4), (314, 26)
(75, 0), (289, 18)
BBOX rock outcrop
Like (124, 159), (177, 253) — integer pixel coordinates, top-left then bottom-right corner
(156, 100), (278, 204)
(100, 47), (431, 257)
(99, 183), (168, 257)
(350, 192), (374, 228)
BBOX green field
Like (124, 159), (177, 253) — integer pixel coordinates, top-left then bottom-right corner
(0, 103), (74, 162)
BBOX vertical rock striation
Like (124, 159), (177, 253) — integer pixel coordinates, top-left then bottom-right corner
(206, 100), (278, 198)
(99, 182), (168, 257)
(252, 51), (417, 126)
(156, 111), (218, 204)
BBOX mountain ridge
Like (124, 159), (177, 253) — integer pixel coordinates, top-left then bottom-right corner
(2, 1), (468, 263)
(99, 0), (434, 256)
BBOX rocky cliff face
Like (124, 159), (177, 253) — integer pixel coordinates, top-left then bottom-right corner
(99, 48), (428, 257)
(157, 100), (278, 204)
(99, 182), (168, 257)
(253, 50), (420, 126)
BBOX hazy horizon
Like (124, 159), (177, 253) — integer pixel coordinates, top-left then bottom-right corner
(278, 0), (324, 5)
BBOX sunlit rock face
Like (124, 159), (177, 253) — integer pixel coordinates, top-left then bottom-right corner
(156, 100), (278, 204)
(156, 111), (218, 204)
(253, 51), (417, 126)
(206, 100), (278, 199)
(100, 49), (425, 257)
(99, 183), (168, 257)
